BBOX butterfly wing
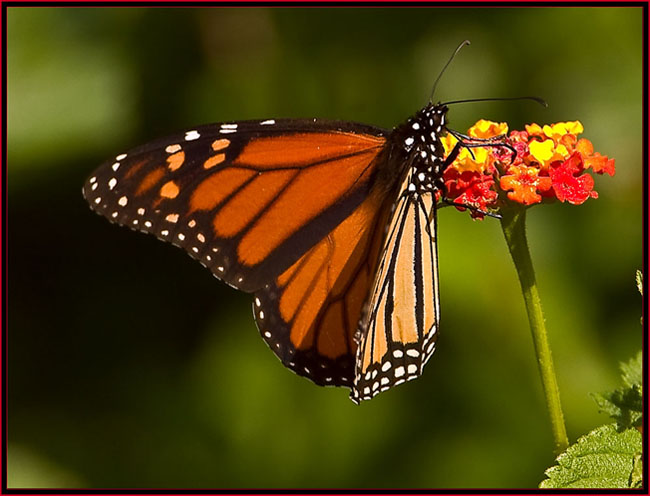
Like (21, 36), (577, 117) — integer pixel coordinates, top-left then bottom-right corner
(253, 188), (393, 386)
(84, 118), (401, 387)
(351, 169), (440, 403)
(83, 119), (389, 293)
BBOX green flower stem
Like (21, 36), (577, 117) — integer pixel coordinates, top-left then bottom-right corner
(500, 206), (569, 456)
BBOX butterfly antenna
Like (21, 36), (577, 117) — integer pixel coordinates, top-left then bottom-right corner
(442, 96), (548, 107)
(429, 40), (471, 103)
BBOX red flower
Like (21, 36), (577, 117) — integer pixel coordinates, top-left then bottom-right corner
(549, 153), (598, 204)
(443, 168), (498, 219)
(445, 119), (614, 216)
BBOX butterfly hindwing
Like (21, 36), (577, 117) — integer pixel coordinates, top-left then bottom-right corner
(252, 189), (393, 386)
(83, 119), (389, 293)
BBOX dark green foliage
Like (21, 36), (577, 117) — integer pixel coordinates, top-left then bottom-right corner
(593, 352), (643, 430)
(540, 424), (642, 489)
(541, 352), (643, 489)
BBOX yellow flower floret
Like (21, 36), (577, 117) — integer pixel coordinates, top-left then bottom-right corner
(441, 133), (458, 155)
(525, 123), (544, 136)
(529, 139), (555, 164)
(468, 119), (508, 139)
(543, 121), (584, 141)
(454, 147), (491, 173)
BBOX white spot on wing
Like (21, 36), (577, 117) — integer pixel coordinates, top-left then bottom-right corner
(185, 130), (200, 141)
(260, 119), (275, 125)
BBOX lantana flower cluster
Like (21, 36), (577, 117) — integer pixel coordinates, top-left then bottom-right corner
(442, 119), (615, 218)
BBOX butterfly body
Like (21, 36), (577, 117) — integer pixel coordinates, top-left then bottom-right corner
(84, 102), (453, 403)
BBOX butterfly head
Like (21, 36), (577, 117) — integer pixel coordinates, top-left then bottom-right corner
(400, 102), (448, 153)
(390, 102), (450, 192)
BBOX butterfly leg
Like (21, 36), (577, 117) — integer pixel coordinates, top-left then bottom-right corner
(446, 128), (518, 163)
(441, 198), (502, 219)
(447, 130), (507, 142)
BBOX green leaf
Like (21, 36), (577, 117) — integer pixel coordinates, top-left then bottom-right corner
(593, 388), (642, 430)
(630, 454), (643, 488)
(540, 424), (642, 488)
(621, 351), (642, 388)
(592, 351), (643, 430)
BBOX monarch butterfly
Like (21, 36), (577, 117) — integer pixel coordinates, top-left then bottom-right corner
(83, 44), (513, 403)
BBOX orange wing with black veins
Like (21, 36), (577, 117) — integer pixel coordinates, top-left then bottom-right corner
(253, 188), (393, 386)
(83, 120), (389, 294)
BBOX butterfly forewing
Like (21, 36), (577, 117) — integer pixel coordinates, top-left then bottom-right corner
(351, 171), (440, 403)
(83, 119), (388, 293)
(350, 103), (449, 403)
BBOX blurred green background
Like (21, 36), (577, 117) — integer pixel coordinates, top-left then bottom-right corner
(7, 7), (642, 489)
